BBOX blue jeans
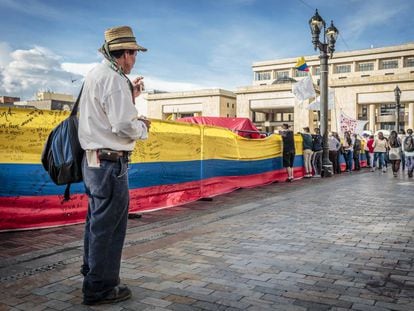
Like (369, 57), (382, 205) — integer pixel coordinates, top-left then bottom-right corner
(406, 155), (414, 175)
(81, 155), (130, 301)
(311, 150), (323, 175)
(343, 150), (353, 172)
(373, 152), (385, 169)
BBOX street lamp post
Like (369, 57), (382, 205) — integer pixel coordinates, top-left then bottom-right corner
(394, 86), (401, 133)
(309, 9), (338, 178)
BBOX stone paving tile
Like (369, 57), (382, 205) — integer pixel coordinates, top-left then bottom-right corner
(167, 303), (203, 311)
(1, 170), (414, 310)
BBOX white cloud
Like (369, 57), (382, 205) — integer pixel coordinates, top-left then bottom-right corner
(0, 43), (211, 100)
(62, 64), (205, 92)
(0, 45), (82, 99)
(0, 42), (12, 68)
(61, 62), (99, 80)
(129, 75), (206, 92)
(342, 1), (406, 39)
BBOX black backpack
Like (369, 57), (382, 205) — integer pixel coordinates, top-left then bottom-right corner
(353, 138), (361, 151)
(404, 135), (414, 152)
(41, 86), (84, 200)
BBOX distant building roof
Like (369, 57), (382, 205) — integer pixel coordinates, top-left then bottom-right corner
(272, 77), (297, 84)
(0, 96), (20, 104)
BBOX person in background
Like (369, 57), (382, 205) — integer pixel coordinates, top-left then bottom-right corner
(342, 131), (353, 173)
(352, 133), (361, 171)
(373, 131), (389, 173)
(332, 132), (342, 174)
(384, 135), (390, 170)
(279, 123), (295, 182)
(388, 130), (402, 177)
(362, 133), (371, 168)
(78, 25), (150, 305)
(402, 128), (414, 178)
(398, 129), (406, 172)
(311, 128), (323, 178)
(367, 135), (375, 171)
(328, 132), (340, 175)
(301, 127), (313, 178)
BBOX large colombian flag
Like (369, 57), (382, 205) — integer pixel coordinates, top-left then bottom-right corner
(0, 107), (304, 231)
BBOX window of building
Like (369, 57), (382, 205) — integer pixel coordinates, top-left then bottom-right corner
(255, 71), (271, 81)
(294, 70), (308, 77)
(227, 102), (229, 108)
(274, 112), (293, 122)
(358, 62), (374, 71)
(381, 123), (397, 131)
(179, 113), (194, 118)
(380, 104), (395, 116)
(405, 57), (414, 67)
(275, 113), (282, 122)
(335, 64), (351, 74)
(232, 103), (234, 108)
(276, 71), (289, 79)
(314, 67), (320, 75)
(358, 106), (368, 120)
(380, 59), (398, 69)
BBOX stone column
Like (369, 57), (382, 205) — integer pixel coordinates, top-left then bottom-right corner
(409, 102), (414, 130)
(369, 104), (376, 132)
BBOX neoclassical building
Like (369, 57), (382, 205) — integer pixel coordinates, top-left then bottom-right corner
(144, 43), (414, 134)
(236, 42), (414, 133)
(146, 89), (236, 120)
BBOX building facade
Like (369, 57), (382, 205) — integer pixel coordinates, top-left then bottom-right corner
(0, 96), (20, 105)
(14, 91), (75, 111)
(236, 42), (414, 134)
(146, 89), (236, 120)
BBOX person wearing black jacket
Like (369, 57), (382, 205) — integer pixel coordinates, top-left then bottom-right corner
(311, 128), (323, 177)
(353, 134), (361, 171)
(301, 127), (313, 178)
(279, 124), (295, 182)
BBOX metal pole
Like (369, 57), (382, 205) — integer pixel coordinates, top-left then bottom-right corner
(319, 48), (333, 177)
(395, 97), (400, 133)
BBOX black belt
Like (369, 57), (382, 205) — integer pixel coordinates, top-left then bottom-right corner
(97, 149), (131, 162)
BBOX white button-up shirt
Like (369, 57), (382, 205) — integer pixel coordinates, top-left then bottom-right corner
(78, 60), (148, 151)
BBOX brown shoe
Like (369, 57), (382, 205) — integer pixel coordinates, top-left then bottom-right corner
(83, 285), (132, 305)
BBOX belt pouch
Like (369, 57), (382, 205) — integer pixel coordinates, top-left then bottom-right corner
(97, 149), (119, 162)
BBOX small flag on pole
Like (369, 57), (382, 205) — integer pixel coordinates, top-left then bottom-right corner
(295, 56), (309, 72)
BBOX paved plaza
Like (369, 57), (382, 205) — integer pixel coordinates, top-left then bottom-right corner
(0, 169), (413, 310)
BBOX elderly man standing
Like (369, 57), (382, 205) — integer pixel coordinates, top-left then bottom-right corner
(78, 26), (150, 305)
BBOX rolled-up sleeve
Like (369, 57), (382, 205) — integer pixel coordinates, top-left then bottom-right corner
(104, 85), (148, 141)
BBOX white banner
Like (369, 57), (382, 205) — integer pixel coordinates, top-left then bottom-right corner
(306, 88), (335, 111)
(338, 110), (368, 135)
(292, 76), (315, 102)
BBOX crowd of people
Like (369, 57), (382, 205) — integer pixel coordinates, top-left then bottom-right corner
(279, 124), (414, 182)
(363, 129), (414, 177)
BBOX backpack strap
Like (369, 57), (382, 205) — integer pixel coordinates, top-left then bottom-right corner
(70, 84), (84, 117)
(64, 183), (71, 201)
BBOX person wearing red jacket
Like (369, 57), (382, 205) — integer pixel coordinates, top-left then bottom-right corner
(367, 135), (375, 171)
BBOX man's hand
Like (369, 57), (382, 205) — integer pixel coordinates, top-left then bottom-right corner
(138, 117), (151, 130)
(132, 76), (145, 98)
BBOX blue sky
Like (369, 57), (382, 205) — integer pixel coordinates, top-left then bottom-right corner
(0, 0), (413, 99)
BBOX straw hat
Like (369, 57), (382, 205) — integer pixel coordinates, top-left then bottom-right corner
(104, 26), (147, 52)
